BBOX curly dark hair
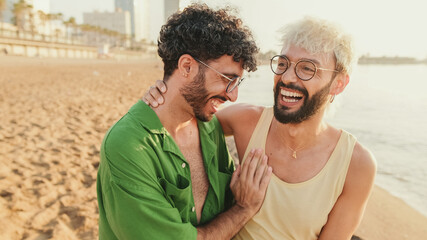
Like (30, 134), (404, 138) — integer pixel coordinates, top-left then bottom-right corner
(158, 3), (258, 79)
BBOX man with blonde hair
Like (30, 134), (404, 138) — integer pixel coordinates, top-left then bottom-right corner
(145, 16), (376, 239)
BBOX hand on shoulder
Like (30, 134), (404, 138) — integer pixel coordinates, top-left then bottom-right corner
(216, 104), (265, 136)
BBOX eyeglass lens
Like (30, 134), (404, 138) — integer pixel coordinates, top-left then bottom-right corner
(270, 55), (317, 81)
(226, 77), (243, 93)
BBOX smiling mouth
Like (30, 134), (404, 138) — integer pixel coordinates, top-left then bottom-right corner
(280, 89), (304, 103)
(211, 98), (224, 110)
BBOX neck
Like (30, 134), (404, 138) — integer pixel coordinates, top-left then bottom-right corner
(271, 110), (328, 149)
(153, 78), (197, 138)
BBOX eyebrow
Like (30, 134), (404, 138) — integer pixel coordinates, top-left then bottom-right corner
(198, 59), (241, 79)
(221, 72), (239, 78)
(302, 58), (321, 65)
(282, 54), (322, 66)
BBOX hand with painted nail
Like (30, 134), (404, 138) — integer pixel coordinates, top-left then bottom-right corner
(142, 80), (167, 107)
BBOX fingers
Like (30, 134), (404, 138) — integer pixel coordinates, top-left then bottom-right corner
(149, 85), (164, 105)
(156, 79), (167, 93)
(143, 88), (159, 107)
(246, 149), (263, 183)
(142, 93), (149, 105)
(230, 164), (241, 188)
(253, 155), (268, 184)
(240, 149), (256, 182)
(259, 166), (273, 192)
(142, 80), (167, 107)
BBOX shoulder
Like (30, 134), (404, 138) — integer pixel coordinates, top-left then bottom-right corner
(349, 142), (377, 177)
(99, 114), (163, 185)
(218, 103), (265, 119)
(101, 113), (159, 165)
(216, 103), (265, 135)
(343, 141), (377, 195)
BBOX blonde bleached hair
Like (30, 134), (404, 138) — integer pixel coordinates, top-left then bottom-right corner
(280, 16), (356, 75)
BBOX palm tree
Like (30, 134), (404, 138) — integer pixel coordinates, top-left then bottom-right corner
(54, 28), (61, 42)
(37, 10), (48, 39)
(45, 13), (62, 41)
(80, 24), (96, 45)
(46, 13), (54, 40)
(0, 0), (7, 35)
(28, 11), (35, 37)
(12, 0), (33, 34)
(63, 16), (77, 43)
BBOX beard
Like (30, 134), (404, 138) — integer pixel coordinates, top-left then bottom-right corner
(179, 67), (227, 122)
(180, 67), (211, 121)
(273, 80), (332, 124)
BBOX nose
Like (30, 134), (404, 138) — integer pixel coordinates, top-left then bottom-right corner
(280, 65), (298, 84)
(226, 87), (239, 102)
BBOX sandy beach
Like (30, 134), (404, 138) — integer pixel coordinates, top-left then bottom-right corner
(1, 56), (426, 239)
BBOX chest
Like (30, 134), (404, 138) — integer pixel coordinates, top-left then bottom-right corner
(249, 176), (337, 239)
(176, 136), (209, 221)
(261, 127), (342, 183)
(180, 144), (209, 190)
(265, 139), (336, 183)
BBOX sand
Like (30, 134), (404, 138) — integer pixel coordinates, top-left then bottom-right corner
(1, 56), (426, 239)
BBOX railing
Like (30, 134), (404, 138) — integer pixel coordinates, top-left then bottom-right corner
(0, 27), (157, 59)
(0, 28), (88, 45)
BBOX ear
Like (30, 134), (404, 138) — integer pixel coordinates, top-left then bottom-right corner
(330, 73), (349, 96)
(177, 54), (196, 79)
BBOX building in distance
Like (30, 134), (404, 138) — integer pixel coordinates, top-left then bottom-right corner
(140, 0), (179, 44)
(115, 0), (141, 41)
(83, 9), (131, 37)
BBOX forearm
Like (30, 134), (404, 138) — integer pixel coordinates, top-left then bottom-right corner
(197, 149), (272, 239)
(196, 204), (252, 240)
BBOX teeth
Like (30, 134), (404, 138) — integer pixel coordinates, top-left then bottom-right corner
(282, 96), (299, 103)
(281, 89), (303, 98)
(212, 99), (221, 108)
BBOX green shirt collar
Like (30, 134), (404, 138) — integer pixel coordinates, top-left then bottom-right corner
(129, 100), (167, 134)
(130, 100), (215, 135)
(130, 101), (217, 165)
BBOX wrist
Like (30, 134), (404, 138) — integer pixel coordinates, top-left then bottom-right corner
(231, 204), (255, 222)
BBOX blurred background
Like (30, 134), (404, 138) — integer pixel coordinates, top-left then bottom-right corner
(1, 0), (427, 239)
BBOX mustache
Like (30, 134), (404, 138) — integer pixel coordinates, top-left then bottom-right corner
(275, 81), (308, 97)
(211, 96), (227, 102)
(205, 95), (227, 104)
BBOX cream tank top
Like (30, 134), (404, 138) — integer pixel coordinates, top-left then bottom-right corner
(234, 107), (356, 240)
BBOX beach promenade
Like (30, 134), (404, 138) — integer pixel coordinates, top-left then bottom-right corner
(0, 57), (426, 239)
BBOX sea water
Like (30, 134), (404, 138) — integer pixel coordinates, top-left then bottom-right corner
(226, 64), (427, 217)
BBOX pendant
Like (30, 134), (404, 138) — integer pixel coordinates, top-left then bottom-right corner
(292, 151), (297, 159)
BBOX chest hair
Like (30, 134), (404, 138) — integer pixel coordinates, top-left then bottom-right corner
(179, 137), (209, 223)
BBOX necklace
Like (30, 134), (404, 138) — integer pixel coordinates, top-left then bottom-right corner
(286, 145), (306, 159)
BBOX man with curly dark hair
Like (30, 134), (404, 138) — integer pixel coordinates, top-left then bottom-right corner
(97, 4), (272, 240)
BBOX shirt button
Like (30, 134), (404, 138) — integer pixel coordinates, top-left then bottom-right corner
(181, 163), (186, 168)
(191, 206), (195, 212)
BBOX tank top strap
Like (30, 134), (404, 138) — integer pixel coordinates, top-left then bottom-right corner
(241, 107), (274, 164)
(325, 129), (357, 180)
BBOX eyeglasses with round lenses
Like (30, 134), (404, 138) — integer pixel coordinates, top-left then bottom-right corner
(270, 55), (339, 81)
(194, 58), (244, 93)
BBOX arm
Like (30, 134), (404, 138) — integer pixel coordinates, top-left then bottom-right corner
(318, 143), (377, 240)
(215, 103), (261, 136)
(198, 149), (272, 239)
(100, 133), (272, 240)
(99, 151), (198, 239)
(141, 80), (262, 136)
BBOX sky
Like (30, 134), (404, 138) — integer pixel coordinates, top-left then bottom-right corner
(45, 0), (427, 58)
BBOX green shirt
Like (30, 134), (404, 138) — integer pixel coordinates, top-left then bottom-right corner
(97, 101), (234, 240)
